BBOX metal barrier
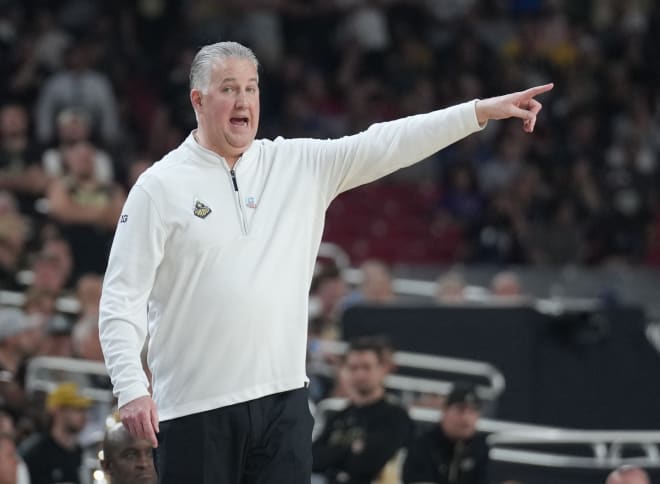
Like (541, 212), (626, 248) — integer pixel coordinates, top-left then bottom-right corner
(314, 340), (506, 402)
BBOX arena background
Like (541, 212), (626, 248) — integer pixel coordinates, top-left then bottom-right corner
(1, 1), (660, 483)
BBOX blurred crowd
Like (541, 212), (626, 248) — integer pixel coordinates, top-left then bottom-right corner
(1, 0), (660, 482)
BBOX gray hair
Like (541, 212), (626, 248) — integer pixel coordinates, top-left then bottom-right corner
(190, 41), (259, 93)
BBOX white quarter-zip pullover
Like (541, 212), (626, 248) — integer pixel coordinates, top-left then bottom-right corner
(99, 100), (484, 421)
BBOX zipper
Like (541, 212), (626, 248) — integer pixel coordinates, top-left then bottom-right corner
(230, 167), (248, 235)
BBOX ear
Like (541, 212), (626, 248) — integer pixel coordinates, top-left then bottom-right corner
(190, 89), (203, 111)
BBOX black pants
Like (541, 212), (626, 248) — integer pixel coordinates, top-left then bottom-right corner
(154, 387), (314, 484)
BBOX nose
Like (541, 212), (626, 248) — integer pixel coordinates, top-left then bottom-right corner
(235, 90), (248, 108)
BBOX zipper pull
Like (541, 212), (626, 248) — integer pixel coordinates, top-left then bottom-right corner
(230, 169), (239, 192)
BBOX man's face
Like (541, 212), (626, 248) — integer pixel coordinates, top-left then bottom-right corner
(442, 403), (480, 441)
(192, 57), (260, 161)
(104, 439), (157, 484)
(345, 350), (385, 398)
(0, 439), (17, 484)
(58, 407), (88, 434)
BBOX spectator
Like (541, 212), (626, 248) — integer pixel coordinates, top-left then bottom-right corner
(312, 337), (411, 484)
(605, 466), (651, 484)
(41, 108), (114, 184)
(0, 308), (40, 413)
(35, 44), (119, 147)
(0, 104), (47, 214)
(20, 382), (92, 484)
(343, 260), (397, 310)
(309, 263), (348, 339)
(0, 410), (30, 484)
(101, 422), (157, 484)
(46, 140), (125, 278)
(72, 319), (102, 362)
(435, 270), (467, 304)
(0, 192), (28, 291)
(75, 274), (102, 321)
(489, 271), (529, 304)
(403, 382), (489, 484)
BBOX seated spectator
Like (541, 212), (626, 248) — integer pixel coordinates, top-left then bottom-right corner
(41, 108), (114, 184)
(75, 273), (103, 321)
(605, 466), (651, 484)
(0, 409), (30, 484)
(312, 337), (411, 484)
(435, 270), (466, 304)
(489, 271), (529, 304)
(0, 104), (47, 215)
(72, 318), (102, 362)
(46, 140), (125, 277)
(0, 192), (28, 291)
(0, 308), (40, 413)
(403, 382), (489, 484)
(20, 382), (92, 484)
(35, 44), (119, 148)
(37, 315), (74, 359)
(342, 260), (396, 310)
(309, 263), (347, 340)
(101, 422), (157, 484)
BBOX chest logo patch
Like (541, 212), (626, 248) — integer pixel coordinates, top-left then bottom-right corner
(193, 199), (212, 219)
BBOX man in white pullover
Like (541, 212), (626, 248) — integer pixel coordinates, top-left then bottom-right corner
(99, 41), (552, 483)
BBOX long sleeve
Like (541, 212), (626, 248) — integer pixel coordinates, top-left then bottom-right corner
(293, 100), (484, 206)
(99, 184), (167, 408)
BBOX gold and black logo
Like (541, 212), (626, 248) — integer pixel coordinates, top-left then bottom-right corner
(193, 200), (212, 219)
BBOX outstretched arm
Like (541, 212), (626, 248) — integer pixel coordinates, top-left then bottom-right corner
(475, 83), (554, 132)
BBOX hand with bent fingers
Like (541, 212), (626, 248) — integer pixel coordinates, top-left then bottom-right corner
(475, 83), (554, 133)
(119, 395), (160, 448)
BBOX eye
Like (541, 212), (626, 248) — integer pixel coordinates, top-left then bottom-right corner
(222, 86), (235, 93)
(247, 86), (258, 93)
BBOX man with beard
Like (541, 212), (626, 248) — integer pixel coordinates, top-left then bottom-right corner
(312, 337), (411, 483)
(101, 422), (157, 484)
(20, 382), (92, 484)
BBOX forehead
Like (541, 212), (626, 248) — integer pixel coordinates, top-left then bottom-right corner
(346, 350), (379, 364)
(117, 438), (152, 453)
(210, 58), (258, 83)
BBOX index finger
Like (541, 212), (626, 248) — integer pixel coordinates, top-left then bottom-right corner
(522, 83), (554, 98)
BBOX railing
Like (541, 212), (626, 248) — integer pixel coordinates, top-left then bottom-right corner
(313, 340), (506, 402)
(488, 429), (660, 469)
(24, 356), (113, 403)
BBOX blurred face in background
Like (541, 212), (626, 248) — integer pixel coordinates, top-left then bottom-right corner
(0, 105), (27, 139)
(442, 402), (480, 441)
(55, 407), (88, 435)
(344, 349), (386, 400)
(63, 142), (96, 180)
(104, 436), (157, 484)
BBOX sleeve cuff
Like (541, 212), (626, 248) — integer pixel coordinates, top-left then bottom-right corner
(117, 382), (151, 409)
(470, 99), (488, 130)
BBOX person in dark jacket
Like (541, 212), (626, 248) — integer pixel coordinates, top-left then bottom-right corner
(313, 337), (411, 484)
(403, 382), (489, 484)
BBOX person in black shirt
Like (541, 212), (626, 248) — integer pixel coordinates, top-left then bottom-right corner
(20, 382), (92, 484)
(313, 337), (411, 484)
(403, 382), (489, 484)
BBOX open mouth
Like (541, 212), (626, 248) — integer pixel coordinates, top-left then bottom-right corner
(230, 117), (249, 127)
